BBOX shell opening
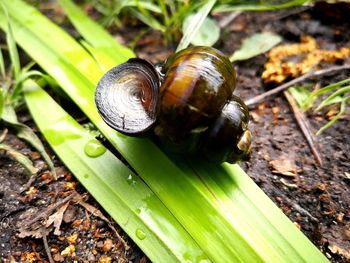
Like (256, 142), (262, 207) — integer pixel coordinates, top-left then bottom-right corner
(95, 59), (160, 135)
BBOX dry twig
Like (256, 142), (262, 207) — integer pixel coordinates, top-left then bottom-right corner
(283, 196), (319, 223)
(283, 90), (323, 166)
(42, 228), (54, 263)
(218, 11), (241, 28)
(245, 64), (350, 108)
(22, 191), (78, 227)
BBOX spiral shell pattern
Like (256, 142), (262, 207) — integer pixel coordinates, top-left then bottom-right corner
(95, 59), (160, 135)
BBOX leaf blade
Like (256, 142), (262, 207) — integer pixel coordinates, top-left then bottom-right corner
(23, 80), (208, 263)
(230, 32), (282, 62)
(0, 2), (330, 262)
(57, 0), (135, 66)
(176, 0), (217, 52)
(182, 15), (220, 46)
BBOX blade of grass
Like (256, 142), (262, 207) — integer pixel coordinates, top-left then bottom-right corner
(0, 4), (266, 261)
(157, 0), (170, 27)
(127, 1), (162, 13)
(1, 104), (57, 179)
(0, 3), (20, 80)
(0, 46), (5, 78)
(23, 80), (208, 263)
(167, 3), (197, 29)
(0, 90), (3, 117)
(188, 159), (328, 263)
(79, 40), (118, 72)
(129, 9), (166, 32)
(316, 97), (349, 135)
(0, 1), (103, 85)
(11, 70), (48, 102)
(176, 0), (217, 52)
(0, 143), (38, 174)
(57, 0), (134, 66)
(133, 0), (166, 32)
(0, 7), (262, 262)
(288, 85), (312, 108)
(302, 78), (350, 110)
(213, 0), (310, 12)
(0, 1), (329, 262)
(316, 85), (350, 110)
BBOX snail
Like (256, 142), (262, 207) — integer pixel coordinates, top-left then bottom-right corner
(95, 46), (252, 163)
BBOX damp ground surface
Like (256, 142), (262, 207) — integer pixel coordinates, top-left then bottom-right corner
(0, 2), (349, 262)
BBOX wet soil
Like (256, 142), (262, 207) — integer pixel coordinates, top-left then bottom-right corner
(1, 2), (349, 262)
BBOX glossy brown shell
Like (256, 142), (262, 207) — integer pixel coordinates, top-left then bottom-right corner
(157, 46), (237, 142)
(200, 95), (252, 163)
(94, 46), (251, 163)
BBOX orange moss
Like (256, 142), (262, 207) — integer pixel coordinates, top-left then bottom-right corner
(262, 36), (350, 83)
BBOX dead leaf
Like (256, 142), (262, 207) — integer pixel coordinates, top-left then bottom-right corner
(46, 201), (70, 235)
(20, 229), (40, 240)
(328, 244), (350, 261)
(18, 225), (52, 243)
(63, 205), (78, 223)
(269, 157), (298, 177)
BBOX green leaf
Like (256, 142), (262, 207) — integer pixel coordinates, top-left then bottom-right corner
(24, 80), (207, 262)
(288, 86), (311, 108)
(0, 143), (38, 174)
(230, 32), (282, 62)
(302, 78), (350, 110)
(0, 88), (4, 120)
(316, 85), (350, 111)
(176, 0), (217, 52)
(317, 97), (349, 135)
(10, 70), (47, 102)
(57, 0), (134, 66)
(157, 0), (170, 27)
(214, 0), (311, 12)
(1, 104), (57, 179)
(0, 3), (20, 80)
(125, 1), (162, 14)
(182, 15), (220, 46)
(0, 1), (330, 262)
(0, 46), (5, 78)
(130, 9), (166, 32)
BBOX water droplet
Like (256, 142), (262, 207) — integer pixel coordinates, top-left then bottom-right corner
(84, 140), (106, 157)
(126, 174), (137, 186)
(84, 174), (89, 179)
(135, 208), (141, 214)
(135, 228), (146, 240)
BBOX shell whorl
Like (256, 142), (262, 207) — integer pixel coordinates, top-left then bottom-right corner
(95, 59), (160, 135)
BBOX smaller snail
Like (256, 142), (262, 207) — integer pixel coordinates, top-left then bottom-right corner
(95, 46), (252, 163)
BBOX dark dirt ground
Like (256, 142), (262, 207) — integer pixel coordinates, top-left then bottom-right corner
(1, 1), (350, 262)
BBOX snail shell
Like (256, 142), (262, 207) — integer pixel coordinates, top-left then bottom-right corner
(158, 46), (237, 142)
(95, 46), (251, 163)
(95, 59), (160, 135)
(201, 95), (252, 163)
